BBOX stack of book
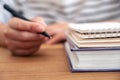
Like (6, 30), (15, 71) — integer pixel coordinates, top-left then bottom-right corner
(65, 22), (120, 72)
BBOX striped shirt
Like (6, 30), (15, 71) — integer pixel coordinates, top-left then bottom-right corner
(22, 0), (120, 24)
(0, 0), (120, 24)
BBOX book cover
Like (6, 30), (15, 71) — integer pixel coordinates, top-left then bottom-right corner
(64, 42), (120, 72)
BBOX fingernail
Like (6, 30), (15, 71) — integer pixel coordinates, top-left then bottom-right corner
(41, 21), (47, 26)
(36, 24), (45, 32)
(36, 21), (47, 27)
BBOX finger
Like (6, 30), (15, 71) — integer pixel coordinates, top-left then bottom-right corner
(5, 28), (45, 41)
(6, 39), (43, 50)
(45, 34), (63, 44)
(11, 47), (39, 56)
(32, 17), (47, 27)
(8, 18), (45, 33)
(45, 26), (56, 36)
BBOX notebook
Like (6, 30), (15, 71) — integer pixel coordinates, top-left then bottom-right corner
(65, 29), (120, 48)
(67, 38), (120, 51)
(64, 42), (120, 72)
(69, 22), (120, 39)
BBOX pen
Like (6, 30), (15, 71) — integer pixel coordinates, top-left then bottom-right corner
(3, 4), (51, 39)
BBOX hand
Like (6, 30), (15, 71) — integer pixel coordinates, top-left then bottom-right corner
(4, 17), (48, 56)
(45, 22), (69, 44)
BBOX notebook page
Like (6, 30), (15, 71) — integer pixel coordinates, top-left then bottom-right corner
(69, 22), (120, 33)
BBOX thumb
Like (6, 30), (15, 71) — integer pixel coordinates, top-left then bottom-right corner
(45, 34), (62, 44)
(9, 18), (46, 33)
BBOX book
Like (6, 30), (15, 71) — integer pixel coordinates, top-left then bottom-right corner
(69, 22), (120, 39)
(65, 42), (120, 72)
(65, 22), (120, 72)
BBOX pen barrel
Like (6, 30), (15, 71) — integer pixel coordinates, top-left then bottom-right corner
(3, 4), (51, 39)
(4, 4), (30, 21)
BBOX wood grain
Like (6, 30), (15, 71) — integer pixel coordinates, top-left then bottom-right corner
(0, 44), (120, 80)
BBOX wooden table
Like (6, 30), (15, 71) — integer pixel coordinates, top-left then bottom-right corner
(0, 44), (120, 80)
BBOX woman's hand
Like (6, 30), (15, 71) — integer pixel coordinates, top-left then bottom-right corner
(45, 22), (69, 44)
(4, 17), (48, 56)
